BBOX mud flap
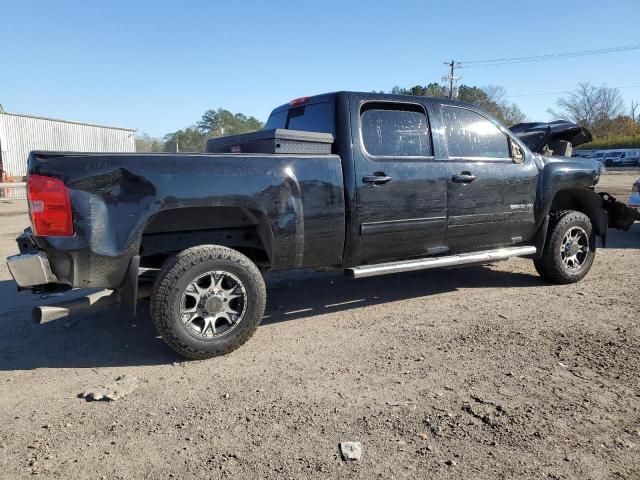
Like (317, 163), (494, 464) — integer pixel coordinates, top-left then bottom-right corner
(119, 255), (140, 317)
(532, 215), (549, 260)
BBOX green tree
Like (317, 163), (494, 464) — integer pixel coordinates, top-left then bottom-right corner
(197, 109), (263, 138)
(391, 83), (445, 97)
(458, 85), (526, 125)
(163, 127), (207, 153)
(388, 83), (526, 125)
(135, 132), (165, 153)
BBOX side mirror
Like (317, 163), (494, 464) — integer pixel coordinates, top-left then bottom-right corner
(511, 141), (524, 163)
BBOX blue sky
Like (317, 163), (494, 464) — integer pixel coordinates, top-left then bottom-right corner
(1, 0), (639, 137)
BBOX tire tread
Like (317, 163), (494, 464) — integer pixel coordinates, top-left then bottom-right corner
(534, 210), (595, 285)
(150, 245), (266, 359)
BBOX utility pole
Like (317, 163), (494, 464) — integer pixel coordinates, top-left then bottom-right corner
(442, 60), (461, 99)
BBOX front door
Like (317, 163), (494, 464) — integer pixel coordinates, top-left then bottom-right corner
(352, 97), (448, 263)
(435, 103), (538, 251)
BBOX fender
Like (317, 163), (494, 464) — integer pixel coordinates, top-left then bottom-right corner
(535, 158), (608, 245)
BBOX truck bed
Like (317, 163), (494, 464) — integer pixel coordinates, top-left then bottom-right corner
(26, 151), (346, 288)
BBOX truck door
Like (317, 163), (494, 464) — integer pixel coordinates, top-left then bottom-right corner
(351, 96), (448, 263)
(435, 103), (538, 251)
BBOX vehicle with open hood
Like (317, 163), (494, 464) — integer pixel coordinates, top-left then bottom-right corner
(7, 92), (640, 358)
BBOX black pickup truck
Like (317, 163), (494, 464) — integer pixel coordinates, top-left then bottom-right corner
(7, 92), (639, 358)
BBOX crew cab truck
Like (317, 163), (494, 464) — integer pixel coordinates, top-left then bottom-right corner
(7, 92), (639, 359)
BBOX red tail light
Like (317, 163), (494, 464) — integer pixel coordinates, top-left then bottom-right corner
(27, 175), (73, 236)
(289, 96), (310, 107)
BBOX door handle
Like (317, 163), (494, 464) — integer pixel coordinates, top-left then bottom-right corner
(452, 172), (477, 183)
(363, 174), (393, 185)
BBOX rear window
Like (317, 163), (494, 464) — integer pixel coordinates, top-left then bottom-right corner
(361, 105), (432, 157)
(265, 101), (334, 134)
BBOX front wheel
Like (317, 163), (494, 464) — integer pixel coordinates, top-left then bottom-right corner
(533, 210), (596, 284)
(151, 245), (266, 359)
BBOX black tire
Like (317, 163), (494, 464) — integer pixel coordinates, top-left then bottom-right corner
(150, 245), (266, 359)
(533, 210), (596, 284)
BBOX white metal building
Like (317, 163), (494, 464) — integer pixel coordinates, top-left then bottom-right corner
(0, 112), (136, 180)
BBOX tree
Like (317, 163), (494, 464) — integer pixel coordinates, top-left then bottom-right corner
(135, 132), (165, 153)
(389, 83), (526, 125)
(548, 83), (625, 134)
(163, 127), (207, 153)
(593, 115), (640, 138)
(631, 100), (639, 123)
(197, 108), (263, 138)
(391, 83), (445, 97)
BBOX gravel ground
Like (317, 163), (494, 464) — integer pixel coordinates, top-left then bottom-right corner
(0, 170), (638, 479)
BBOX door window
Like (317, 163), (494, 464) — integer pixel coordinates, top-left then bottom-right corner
(361, 105), (432, 158)
(441, 106), (511, 159)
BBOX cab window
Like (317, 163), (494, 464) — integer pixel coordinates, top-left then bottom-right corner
(441, 106), (510, 159)
(361, 104), (432, 158)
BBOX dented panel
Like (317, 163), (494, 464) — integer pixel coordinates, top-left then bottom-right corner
(27, 152), (346, 287)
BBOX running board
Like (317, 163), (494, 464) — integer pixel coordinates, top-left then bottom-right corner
(346, 246), (537, 279)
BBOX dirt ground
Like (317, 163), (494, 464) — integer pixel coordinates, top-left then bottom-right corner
(0, 170), (638, 479)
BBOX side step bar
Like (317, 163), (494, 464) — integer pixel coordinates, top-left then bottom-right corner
(346, 246), (536, 279)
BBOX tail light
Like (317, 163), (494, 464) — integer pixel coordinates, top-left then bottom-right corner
(289, 96), (310, 107)
(27, 175), (74, 236)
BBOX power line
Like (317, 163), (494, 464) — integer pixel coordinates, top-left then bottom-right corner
(460, 44), (640, 68)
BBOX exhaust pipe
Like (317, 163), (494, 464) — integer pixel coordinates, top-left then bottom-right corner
(33, 282), (154, 325)
(33, 289), (120, 324)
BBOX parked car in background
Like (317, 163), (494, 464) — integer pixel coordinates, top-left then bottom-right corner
(590, 151), (608, 163)
(602, 150), (640, 167)
(630, 178), (640, 213)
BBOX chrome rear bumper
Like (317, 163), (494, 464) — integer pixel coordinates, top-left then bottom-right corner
(6, 252), (58, 287)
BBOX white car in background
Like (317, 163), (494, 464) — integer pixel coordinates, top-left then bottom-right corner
(590, 151), (608, 162)
(630, 178), (640, 213)
(602, 150), (640, 167)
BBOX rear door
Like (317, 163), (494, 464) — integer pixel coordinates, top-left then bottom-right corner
(351, 95), (448, 263)
(435, 103), (538, 251)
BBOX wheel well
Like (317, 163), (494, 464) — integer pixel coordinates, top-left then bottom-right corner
(548, 187), (607, 238)
(139, 207), (272, 268)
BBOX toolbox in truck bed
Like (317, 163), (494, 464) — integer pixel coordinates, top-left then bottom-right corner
(206, 128), (334, 155)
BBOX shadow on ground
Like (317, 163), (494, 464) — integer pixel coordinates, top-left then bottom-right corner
(0, 224), (636, 371)
(0, 265), (541, 371)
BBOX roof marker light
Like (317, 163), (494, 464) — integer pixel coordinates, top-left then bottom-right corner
(289, 96), (311, 107)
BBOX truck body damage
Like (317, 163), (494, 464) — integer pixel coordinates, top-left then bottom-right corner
(512, 120), (639, 246)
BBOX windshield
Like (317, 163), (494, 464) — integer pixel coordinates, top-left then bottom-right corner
(603, 152), (623, 158)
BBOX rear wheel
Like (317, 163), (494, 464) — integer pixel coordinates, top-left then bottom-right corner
(151, 245), (266, 359)
(534, 210), (596, 284)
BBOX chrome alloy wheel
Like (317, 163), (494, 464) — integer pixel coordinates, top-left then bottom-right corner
(560, 226), (589, 270)
(180, 271), (247, 339)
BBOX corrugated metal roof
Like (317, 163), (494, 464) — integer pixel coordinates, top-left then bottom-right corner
(0, 112), (136, 178)
(0, 111), (136, 131)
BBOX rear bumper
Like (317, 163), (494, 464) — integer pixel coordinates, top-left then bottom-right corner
(6, 251), (59, 288)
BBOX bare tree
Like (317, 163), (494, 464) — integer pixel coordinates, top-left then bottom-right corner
(548, 83), (625, 128)
(631, 100), (639, 123)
